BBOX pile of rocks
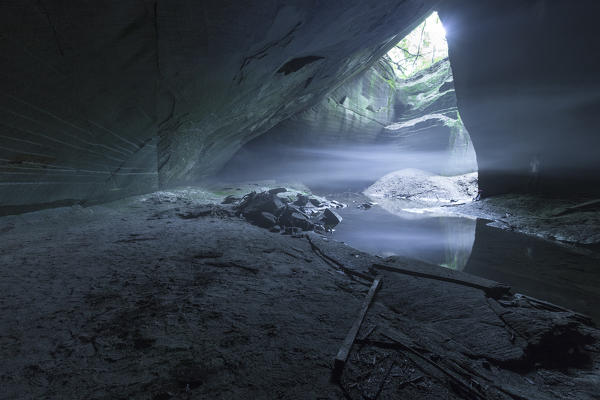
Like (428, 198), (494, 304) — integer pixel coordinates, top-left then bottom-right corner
(225, 188), (344, 234)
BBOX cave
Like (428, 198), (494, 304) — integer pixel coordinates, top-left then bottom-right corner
(1, 1), (599, 399)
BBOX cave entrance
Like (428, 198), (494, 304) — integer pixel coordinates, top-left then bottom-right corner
(368, 10), (478, 211)
(328, 11), (479, 271)
(219, 11), (478, 270)
(387, 11), (449, 78)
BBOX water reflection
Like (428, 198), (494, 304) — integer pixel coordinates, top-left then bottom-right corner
(465, 220), (600, 322)
(327, 194), (476, 270)
(328, 197), (600, 322)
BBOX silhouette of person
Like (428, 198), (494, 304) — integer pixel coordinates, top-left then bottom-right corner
(528, 153), (541, 192)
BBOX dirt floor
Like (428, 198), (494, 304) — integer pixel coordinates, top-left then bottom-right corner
(0, 187), (599, 399)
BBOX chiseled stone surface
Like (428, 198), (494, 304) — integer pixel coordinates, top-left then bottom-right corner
(220, 57), (477, 183)
(0, 0), (436, 209)
(3, 1), (600, 210)
(438, 0), (600, 197)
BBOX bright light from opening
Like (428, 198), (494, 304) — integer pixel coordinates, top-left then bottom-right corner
(387, 11), (448, 78)
(428, 13), (447, 46)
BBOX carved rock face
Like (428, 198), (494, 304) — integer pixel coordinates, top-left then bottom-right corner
(438, 0), (600, 197)
(0, 1), (435, 210)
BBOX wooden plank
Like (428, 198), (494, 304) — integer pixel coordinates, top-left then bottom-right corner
(332, 276), (382, 382)
(371, 262), (510, 299)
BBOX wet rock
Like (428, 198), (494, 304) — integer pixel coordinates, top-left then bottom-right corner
(320, 208), (343, 228)
(238, 191), (285, 218)
(313, 223), (326, 234)
(278, 206), (314, 231)
(234, 190), (345, 233)
(221, 195), (241, 204)
(357, 202), (375, 210)
(438, 80), (454, 93)
(497, 305), (596, 370)
(330, 200), (346, 209)
(294, 194), (309, 207)
(270, 225), (281, 233)
(309, 198), (323, 207)
(283, 226), (303, 235)
(247, 211), (278, 229)
(268, 187), (287, 195)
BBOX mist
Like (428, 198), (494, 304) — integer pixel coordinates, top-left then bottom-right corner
(219, 142), (468, 191)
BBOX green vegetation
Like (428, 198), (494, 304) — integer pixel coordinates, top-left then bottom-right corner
(386, 11), (448, 78)
(401, 61), (452, 113)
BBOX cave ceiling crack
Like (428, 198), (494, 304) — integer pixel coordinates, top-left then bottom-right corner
(35, 0), (64, 57)
(234, 21), (303, 85)
(332, 99), (387, 126)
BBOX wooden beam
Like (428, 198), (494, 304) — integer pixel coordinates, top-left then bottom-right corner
(332, 276), (382, 382)
(371, 262), (510, 299)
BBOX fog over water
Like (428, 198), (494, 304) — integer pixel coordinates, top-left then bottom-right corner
(220, 144), (466, 191)
(329, 196), (477, 271)
(219, 141), (479, 270)
(218, 138), (600, 320)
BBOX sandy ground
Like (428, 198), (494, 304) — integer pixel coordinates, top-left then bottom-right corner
(0, 186), (599, 399)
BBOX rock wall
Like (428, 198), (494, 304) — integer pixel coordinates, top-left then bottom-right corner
(218, 57), (407, 190)
(379, 58), (477, 176)
(0, 0), (436, 213)
(438, 0), (600, 197)
(228, 57), (403, 150)
(221, 56), (477, 185)
(263, 58), (402, 147)
(3, 0), (599, 212)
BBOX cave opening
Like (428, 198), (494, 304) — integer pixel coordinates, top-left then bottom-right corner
(219, 10), (479, 270)
(386, 11), (449, 78)
(2, 2), (600, 398)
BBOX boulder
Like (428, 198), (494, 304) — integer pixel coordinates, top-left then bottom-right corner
(238, 191), (285, 218)
(278, 206), (314, 231)
(330, 200), (346, 209)
(283, 227), (303, 235)
(270, 225), (282, 233)
(235, 191), (344, 233)
(268, 188), (288, 195)
(221, 195), (241, 204)
(309, 198), (323, 207)
(357, 202), (374, 210)
(294, 194), (309, 207)
(313, 223), (326, 234)
(320, 208), (343, 228)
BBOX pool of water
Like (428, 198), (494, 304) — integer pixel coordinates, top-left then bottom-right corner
(325, 192), (600, 323)
(331, 198), (476, 270)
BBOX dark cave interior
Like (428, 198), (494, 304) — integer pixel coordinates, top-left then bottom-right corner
(1, 1), (600, 399)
